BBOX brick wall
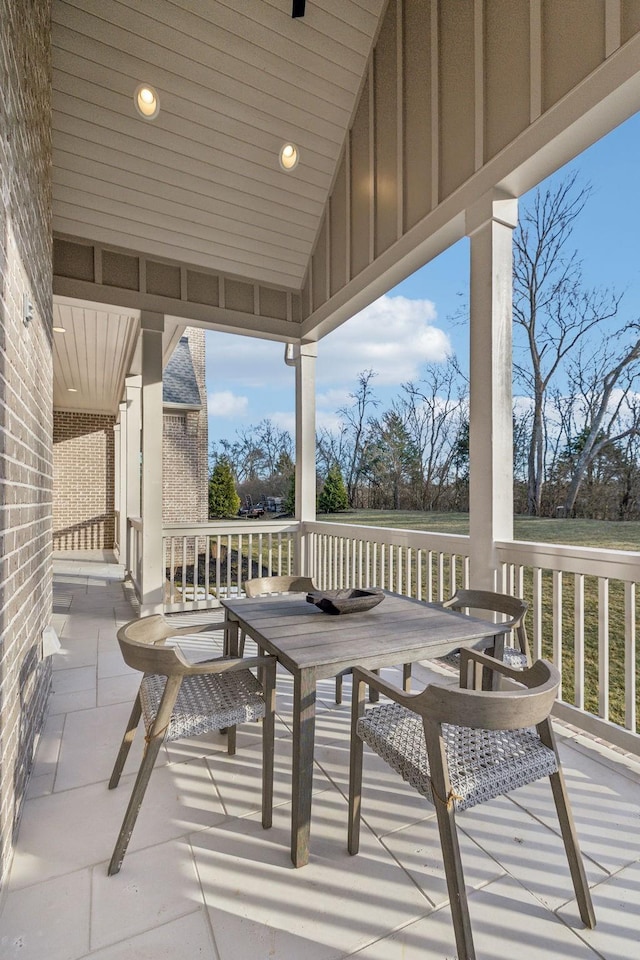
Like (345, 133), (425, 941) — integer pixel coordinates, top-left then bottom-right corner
(53, 412), (115, 549)
(52, 328), (208, 552)
(0, 0), (53, 891)
(162, 327), (208, 524)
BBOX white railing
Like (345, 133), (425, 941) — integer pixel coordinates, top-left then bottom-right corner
(157, 516), (640, 751)
(496, 539), (640, 752)
(304, 521), (640, 752)
(305, 520), (471, 601)
(162, 520), (299, 611)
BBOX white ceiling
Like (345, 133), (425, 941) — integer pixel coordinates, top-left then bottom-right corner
(52, 0), (386, 290)
(52, 300), (138, 414)
(53, 300), (187, 415)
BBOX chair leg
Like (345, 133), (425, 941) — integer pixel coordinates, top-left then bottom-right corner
(549, 768), (596, 928)
(109, 693), (143, 789)
(335, 674), (343, 704)
(425, 724), (476, 959)
(223, 625), (246, 657)
(431, 796), (476, 960)
(108, 733), (164, 875)
(261, 662), (276, 829)
(348, 678), (366, 855)
(402, 662), (411, 692)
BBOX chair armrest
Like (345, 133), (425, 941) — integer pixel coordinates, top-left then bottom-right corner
(459, 648), (539, 690)
(351, 666), (421, 710)
(181, 653), (276, 677)
(165, 619), (236, 638)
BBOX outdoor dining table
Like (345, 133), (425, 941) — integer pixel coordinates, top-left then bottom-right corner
(221, 589), (510, 867)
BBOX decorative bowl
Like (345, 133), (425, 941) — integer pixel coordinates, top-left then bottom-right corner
(306, 588), (385, 615)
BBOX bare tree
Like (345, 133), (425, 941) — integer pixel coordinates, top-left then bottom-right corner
(561, 328), (640, 515)
(316, 370), (379, 506)
(513, 172), (623, 515)
(400, 357), (467, 510)
(210, 419), (293, 486)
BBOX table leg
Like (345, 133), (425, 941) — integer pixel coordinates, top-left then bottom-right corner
(224, 618), (239, 753)
(291, 667), (317, 867)
(226, 619), (239, 657)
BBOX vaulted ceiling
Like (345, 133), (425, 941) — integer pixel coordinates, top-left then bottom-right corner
(52, 0), (386, 291)
(51, 1), (640, 415)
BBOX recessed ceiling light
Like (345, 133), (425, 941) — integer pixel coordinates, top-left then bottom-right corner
(279, 142), (299, 171)
(53, 326), (66, 333)
(67, 387), (78, 393)
(134, 83), (160, 120)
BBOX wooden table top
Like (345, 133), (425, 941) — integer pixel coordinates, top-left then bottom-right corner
(222, 591), (509, 680)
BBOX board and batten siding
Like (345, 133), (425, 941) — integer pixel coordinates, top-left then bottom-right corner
(304, 0), (640, 340)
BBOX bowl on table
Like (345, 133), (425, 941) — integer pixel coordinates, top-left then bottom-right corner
(305, 588), (385, 615)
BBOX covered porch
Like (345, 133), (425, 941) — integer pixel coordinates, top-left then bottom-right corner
(0, 554), (638, 960)
(3, 3), (640, 953)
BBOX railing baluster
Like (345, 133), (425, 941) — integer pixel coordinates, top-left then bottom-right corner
(598, 577), (610, 720)
(553, 570), (563, 700)
(215, 536), (221, 598)
(574, 573), (585, 711)
(533, 567), (542, 661)
(192, 535), (199, 601)
(437, 552), (444, 602)
(181, 537), (187, 603)
(625, 581), (636, 732)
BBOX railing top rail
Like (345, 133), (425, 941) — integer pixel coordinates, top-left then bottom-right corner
(303, 519), (470, 553)
(497, 538), (640, 580)
(163, 520), (299, 536)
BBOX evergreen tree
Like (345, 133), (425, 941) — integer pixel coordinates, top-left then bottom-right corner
(318, 463), (349, 514)
(209, 457), (240, 518)
(284, 472), (296, 515)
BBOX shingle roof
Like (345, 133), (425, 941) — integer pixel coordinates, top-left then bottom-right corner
(163, 337), (202, 407)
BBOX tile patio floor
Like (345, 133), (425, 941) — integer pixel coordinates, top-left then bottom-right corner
(0, 554), (639, 959)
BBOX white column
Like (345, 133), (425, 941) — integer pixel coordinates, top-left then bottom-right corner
(116, 400), (128, 561)
(113, 418), (120, 557)
(295, 342), (317, 575)
(124, 375), (141, 574)
(467, 191), (518, 589)
(140, 311), (165, 615)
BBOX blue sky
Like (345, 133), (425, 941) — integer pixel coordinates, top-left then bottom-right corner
(206, 111), (640, 446)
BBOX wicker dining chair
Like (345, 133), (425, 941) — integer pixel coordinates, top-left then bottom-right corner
(107, 614), (276, 876)
(434, 588), (530, 678)
(348, 651), (595, 960)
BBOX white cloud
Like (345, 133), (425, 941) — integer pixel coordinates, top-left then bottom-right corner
(208, 390), (249, 417)
(269, 410), (296, 434)
(205, 293), (452, 433)
(318, 294), (451, 386)
(316, 387), (351, 410)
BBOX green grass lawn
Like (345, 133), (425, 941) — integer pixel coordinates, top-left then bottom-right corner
(317, 509), (640, 551)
